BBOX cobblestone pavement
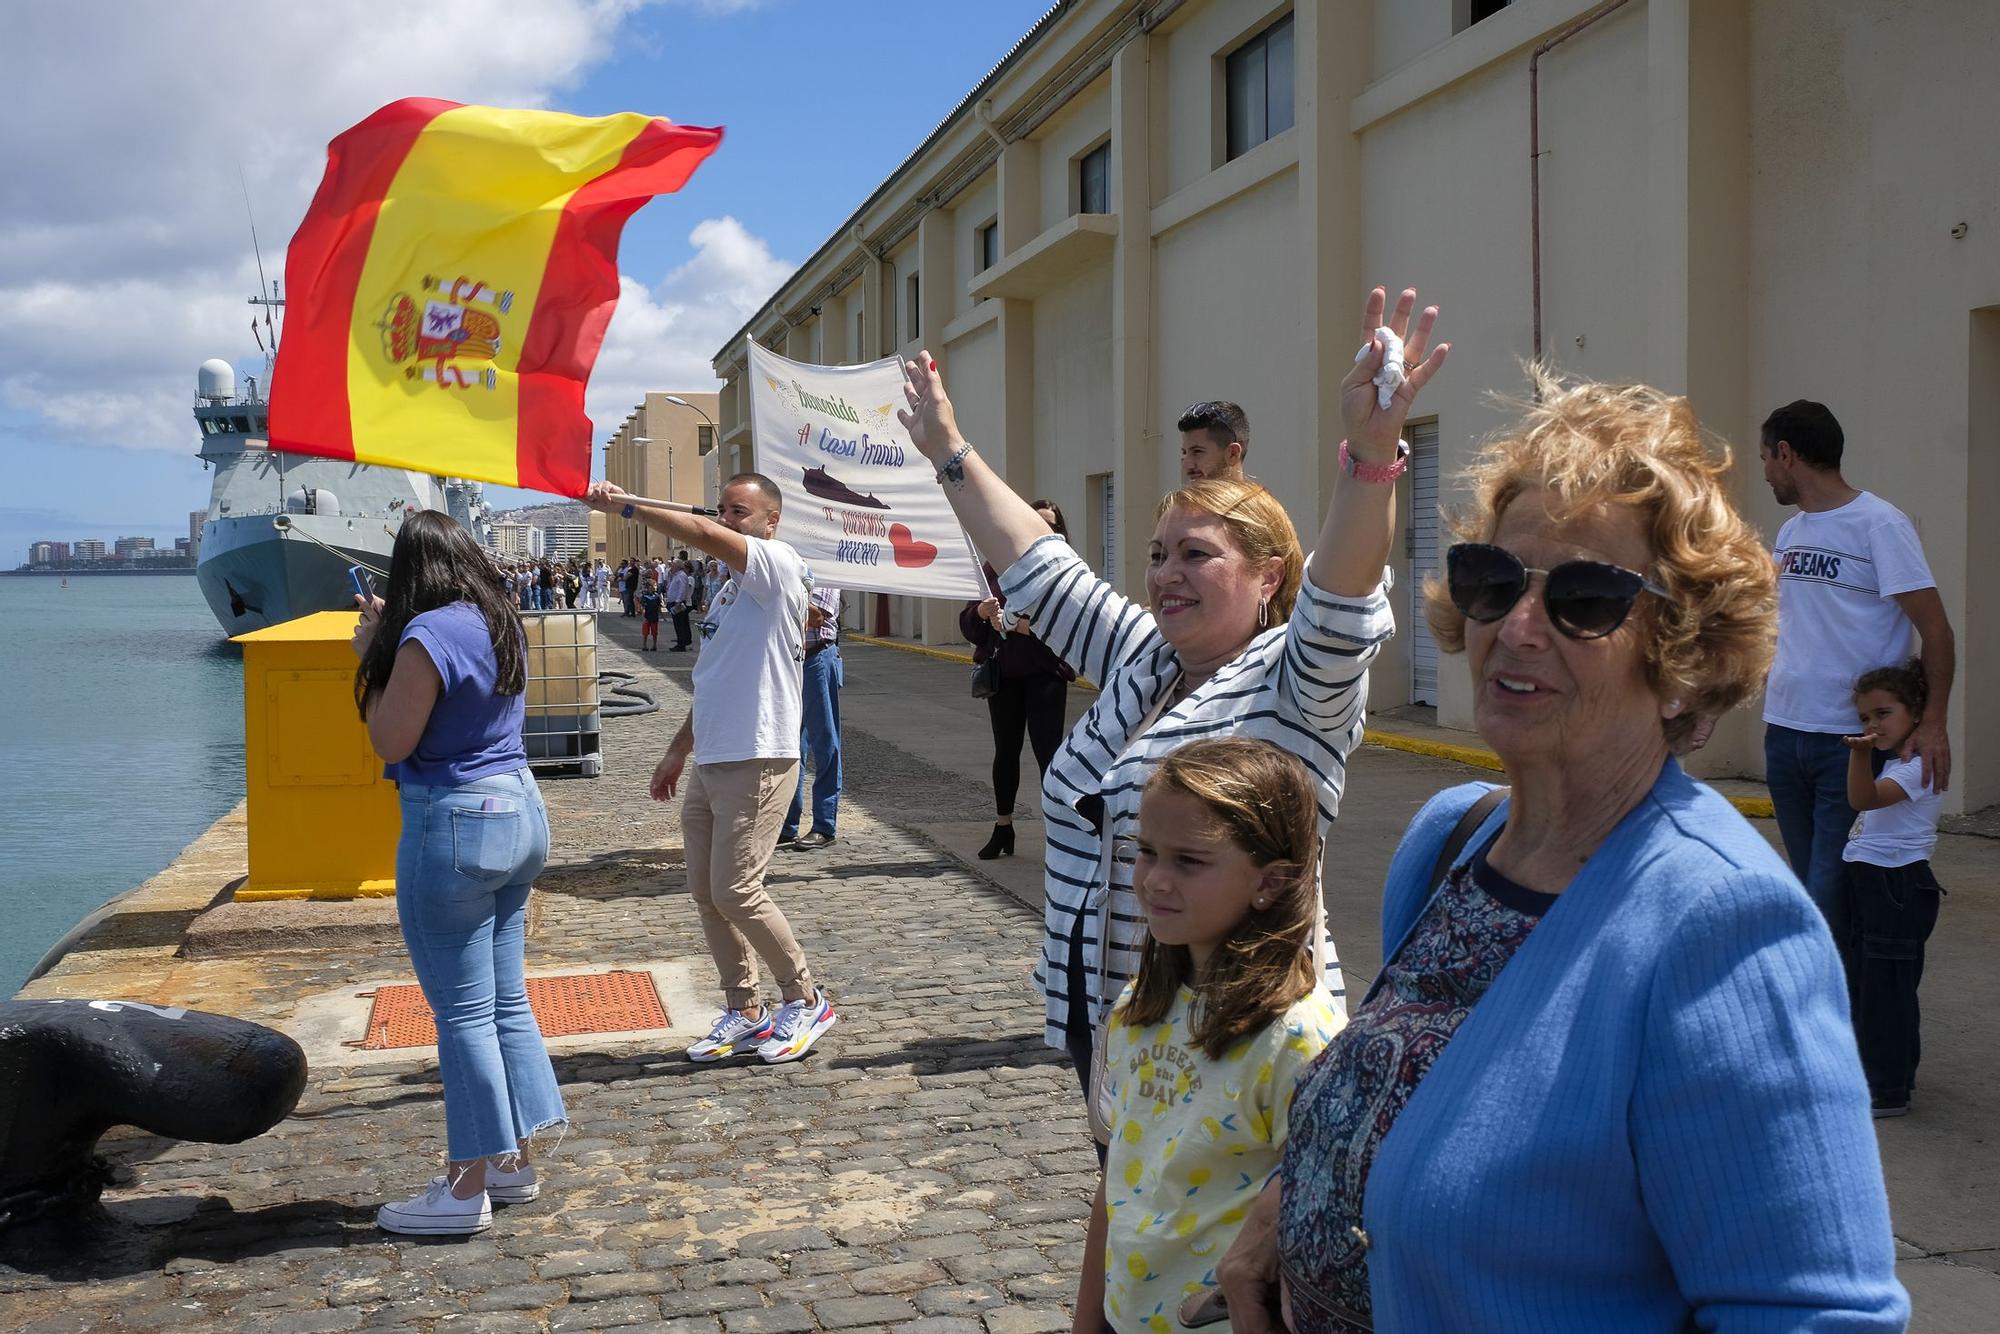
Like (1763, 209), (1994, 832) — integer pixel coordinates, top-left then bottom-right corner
(1, 624), (1092, 1333)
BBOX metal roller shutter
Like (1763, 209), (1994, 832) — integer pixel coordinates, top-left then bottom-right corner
(1409, 420), (1441, 705)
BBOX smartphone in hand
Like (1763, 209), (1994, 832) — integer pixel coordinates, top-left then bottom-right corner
(349, 565), (375, 608)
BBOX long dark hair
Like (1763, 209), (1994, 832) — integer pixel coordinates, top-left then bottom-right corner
(354, 509), (525, 717)
(1031, 498), (1069, 538)
(1123, 738), (1321, 1059)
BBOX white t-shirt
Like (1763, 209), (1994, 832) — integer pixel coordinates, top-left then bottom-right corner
(1764, 492), (1935, 733)
(1843, 755), (1941, 867)
(690, 535), (811, 765)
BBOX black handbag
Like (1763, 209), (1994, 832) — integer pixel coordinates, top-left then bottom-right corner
(970, 655), (1001, 699)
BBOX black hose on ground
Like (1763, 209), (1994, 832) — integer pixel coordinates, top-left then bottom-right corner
(598, 670), (658, 718)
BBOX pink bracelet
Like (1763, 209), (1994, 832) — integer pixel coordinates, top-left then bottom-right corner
(1340, 439), (1410, 484)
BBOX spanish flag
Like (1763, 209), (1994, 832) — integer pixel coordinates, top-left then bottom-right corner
(270, 99), (722, 496)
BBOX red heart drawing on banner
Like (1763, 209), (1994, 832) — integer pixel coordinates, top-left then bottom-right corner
(889, 523), (938, 569)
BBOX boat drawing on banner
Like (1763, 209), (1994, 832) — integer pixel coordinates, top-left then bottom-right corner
(801, 464), (891, 510)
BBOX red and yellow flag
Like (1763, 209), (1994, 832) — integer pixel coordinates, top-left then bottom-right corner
(270, 99), (721, 496)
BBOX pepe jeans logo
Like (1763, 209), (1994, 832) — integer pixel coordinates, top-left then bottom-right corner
(379, 273), (515, 392)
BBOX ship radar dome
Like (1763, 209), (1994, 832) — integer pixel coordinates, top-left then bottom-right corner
(197, 359), (236, 402)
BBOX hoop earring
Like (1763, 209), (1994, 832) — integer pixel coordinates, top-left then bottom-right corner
(1257, 598), (1270, 629)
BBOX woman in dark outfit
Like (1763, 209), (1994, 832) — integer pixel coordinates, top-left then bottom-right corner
(959, 500), (1076, 860)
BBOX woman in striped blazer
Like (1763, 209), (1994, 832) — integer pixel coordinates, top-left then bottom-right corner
(895, 287), (1449, 1104)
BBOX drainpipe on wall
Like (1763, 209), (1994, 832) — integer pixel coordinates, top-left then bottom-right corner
(1531, 0), (1638, 361)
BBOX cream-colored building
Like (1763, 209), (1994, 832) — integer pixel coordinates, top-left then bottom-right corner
(601, 391), (721, 567)
(710, 0), (1999, 814)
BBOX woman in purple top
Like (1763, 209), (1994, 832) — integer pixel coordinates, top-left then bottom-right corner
(351, 510), (565, 1237)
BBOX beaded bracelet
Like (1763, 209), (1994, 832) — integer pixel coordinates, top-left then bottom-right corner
(935, 442), (975, 484)
(1339, 439), (1410, 484)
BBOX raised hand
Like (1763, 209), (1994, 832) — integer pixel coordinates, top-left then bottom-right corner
(897, 350), (964, 464)
(583, 480), (632, 514)
(1341, 287), (1449, 461)
(1843, 730), (1881, 751)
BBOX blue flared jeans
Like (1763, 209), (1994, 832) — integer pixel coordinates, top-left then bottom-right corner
(395, 767), (566, 1161)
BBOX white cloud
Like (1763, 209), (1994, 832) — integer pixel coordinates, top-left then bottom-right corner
(585, 216), (795, 431)
(0, 0), (786, 458)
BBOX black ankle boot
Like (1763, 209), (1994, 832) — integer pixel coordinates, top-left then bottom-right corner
(977, 823), (1015, 860)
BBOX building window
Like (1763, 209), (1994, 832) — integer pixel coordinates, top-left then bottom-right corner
(1456, 0), (1513, 31)
(1078, 142), (1109, 214)
(1225, 12), (1295, 162)
(905, 272), (920, 344)
(977, 220), (999, 272)
(697, 424), (714, 454)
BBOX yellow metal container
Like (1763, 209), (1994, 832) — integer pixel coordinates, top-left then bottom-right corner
(231, 611), (399, 901)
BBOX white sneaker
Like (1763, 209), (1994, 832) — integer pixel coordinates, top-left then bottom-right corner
(758, 989), (837, 1064)
(688, 1006), (775, 1062)
(377, 1176), (492, 1236)
(485, 1159), (539, 1204)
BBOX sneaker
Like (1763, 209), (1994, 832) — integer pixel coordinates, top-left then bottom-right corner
(790, 831), (836, 851)
(688, 1006), (775, 1062)
(485, 1159), (540, 1204)
(758, 989), (837, 1064)
(1871, 1095), (1910, 1119)
(377, 1176), (492, 1236)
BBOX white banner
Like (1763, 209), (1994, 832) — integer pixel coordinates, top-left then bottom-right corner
(747, 341), (986, 599)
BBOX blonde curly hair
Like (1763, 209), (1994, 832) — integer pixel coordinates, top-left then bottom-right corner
(1423, 370), (1776, 748)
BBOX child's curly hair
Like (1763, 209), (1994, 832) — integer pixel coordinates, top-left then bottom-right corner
(1854, 658), (1927, 718)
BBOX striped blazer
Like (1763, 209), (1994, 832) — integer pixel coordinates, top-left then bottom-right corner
(999, 535), (1395, 1048)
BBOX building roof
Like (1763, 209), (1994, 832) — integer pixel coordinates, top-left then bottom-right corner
(710, 1), (1072, 367)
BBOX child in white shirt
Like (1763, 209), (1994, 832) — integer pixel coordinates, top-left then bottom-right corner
(1077, 739), (1342, 1333)
(1843, 659), (1945, 1119)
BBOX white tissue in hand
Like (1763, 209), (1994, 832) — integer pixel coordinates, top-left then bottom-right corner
(1356, 325), (1405, 410)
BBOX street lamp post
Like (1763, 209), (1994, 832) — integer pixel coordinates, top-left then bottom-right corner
(629, 436), (653, 560)
(663, 396), (718, 491)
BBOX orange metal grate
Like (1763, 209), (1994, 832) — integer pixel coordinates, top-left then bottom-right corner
(355, 970), (668, 1050)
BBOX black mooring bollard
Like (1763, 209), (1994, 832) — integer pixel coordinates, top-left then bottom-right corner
(0, 999), (307, 1228)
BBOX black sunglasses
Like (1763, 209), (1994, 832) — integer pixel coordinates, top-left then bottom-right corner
(1446, 542), (1670, 640)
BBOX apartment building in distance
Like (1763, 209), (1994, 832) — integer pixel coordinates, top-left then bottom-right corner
(708, 0), (2000, 813)
(491, 522), (545, 560)
(601, 392), (719, 568)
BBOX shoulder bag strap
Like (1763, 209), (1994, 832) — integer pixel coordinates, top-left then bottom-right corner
(1426, 786), (1509, 896)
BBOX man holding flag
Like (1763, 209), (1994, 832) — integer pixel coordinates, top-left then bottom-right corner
(583, 475), (838, 1065)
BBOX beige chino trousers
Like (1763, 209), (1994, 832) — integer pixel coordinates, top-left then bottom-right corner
(682, 758), (815, 1012)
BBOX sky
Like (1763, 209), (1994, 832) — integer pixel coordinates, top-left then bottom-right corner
(0, 0), (1056, 560)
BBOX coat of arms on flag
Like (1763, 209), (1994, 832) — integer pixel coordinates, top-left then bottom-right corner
(271, 98), (722, 496)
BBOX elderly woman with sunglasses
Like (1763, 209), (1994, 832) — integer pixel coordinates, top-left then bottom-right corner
(1219, 375), (1906, 1332)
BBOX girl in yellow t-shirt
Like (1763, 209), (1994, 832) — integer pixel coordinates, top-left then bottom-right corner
(1077, 739), (1343, 1333)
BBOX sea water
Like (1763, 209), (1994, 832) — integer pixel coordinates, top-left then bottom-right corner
(0, 575), (245, 992)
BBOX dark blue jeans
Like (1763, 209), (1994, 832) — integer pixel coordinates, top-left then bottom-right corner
(1846, 859), (1943, 1102)
(1764, 724), (1859, 942)
(781, 647), (842, 840)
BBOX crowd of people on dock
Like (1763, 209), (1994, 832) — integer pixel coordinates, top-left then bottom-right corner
(349, 285), (1947, 1329)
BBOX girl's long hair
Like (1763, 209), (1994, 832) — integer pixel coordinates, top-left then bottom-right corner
(353, 509), (525, 717)
(1123, 738), (1321, 1059)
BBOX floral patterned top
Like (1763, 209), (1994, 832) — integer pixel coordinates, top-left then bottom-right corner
(1278, 843), (1557, 1330)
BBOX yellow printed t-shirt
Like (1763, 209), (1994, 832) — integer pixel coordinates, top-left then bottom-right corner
(1101, 983), (1342, 1332)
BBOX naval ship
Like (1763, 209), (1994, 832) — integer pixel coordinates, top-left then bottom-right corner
(192, 285), (492, 636)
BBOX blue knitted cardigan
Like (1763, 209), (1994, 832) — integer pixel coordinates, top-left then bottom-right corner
(1348, 762), (1908, 1330)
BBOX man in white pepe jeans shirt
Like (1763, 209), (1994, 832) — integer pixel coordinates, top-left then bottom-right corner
(582, 473), (837, 1065)
(1758, 399), (1956, 949)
